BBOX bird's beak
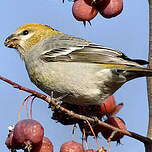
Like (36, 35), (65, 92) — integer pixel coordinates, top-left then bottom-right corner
(4, 34), (19, 49)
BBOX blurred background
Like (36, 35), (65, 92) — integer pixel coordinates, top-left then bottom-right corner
(0, 0), (149, 151)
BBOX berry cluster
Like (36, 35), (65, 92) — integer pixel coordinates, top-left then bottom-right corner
(5, 96), (126, 151)
(52, 96), (126, 144)
(5, 119), (53, 152)
(5, 120), (107, 152)
(72, 0), (123, 22)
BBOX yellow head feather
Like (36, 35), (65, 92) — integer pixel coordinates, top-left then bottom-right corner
(14, 23), (62, 51)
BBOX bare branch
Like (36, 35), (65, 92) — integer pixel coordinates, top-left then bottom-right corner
(147, 1), (152, 139)
(147, 0), (152, 140)
(145, 1), (152, 151)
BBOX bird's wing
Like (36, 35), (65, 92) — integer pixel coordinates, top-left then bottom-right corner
(40, 35), (148, 66)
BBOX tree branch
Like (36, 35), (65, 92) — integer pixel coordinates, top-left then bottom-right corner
(144, 1), (152, 151)
(0, 75), (151, 145)
(147, 0), (152, 140)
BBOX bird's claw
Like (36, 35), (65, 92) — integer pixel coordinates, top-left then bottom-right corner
(48, 92), (69, 110)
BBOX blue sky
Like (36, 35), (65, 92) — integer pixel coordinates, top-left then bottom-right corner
(0, 0), (150, 151)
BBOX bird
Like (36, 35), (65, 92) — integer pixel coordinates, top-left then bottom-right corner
(4, 23), (152, 105)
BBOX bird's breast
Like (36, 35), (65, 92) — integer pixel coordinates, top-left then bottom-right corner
(25, 61), (125, 105)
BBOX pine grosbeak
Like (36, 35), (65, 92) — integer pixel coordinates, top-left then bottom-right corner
(4, 23), (152, 105)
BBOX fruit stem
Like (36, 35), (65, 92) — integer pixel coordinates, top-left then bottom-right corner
(26, 96), (31, 119)
(18, 96), (31, 121)
(72, 124), (77, 141)
(30, 96), (36, 119)
(86, 119), (101, 149)
(82, 128), (89, 150)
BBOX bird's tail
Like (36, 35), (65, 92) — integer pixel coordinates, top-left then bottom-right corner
(117, 66), (152, 81)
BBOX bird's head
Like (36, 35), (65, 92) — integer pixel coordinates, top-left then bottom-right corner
(4, 23), (62, 57)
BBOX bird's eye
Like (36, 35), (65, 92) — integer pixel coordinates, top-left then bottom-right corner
(22, 30), (29, 35)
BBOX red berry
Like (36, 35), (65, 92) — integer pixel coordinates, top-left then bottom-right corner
(5, 131), (14, 149)
(13, 119), (44, 149)
(86, 0), (110, 9)
(72, 0), (98, 21)
(110, 103), (123, 116)
(60, 141), (84, 152)
(31, 137), (53, 152)
(100, 96), (116, 115)
(101, 117), (126, 141)
(99, 0), (123, 18)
